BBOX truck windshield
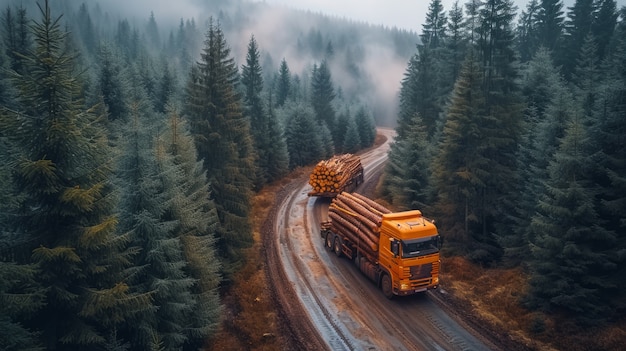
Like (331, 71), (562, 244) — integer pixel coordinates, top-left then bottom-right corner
(401, 236), (439, 258)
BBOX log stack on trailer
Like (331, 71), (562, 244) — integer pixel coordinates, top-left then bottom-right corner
(308, 154), (364, 197)
(321, 192), (391, 261)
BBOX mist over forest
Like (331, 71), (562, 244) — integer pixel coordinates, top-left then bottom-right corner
(8, 0), (418, 127)
(1, 0), (625, 350)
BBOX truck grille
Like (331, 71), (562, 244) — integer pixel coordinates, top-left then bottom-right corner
(408, 263), (432, 279)
(403, 261), (439, 288)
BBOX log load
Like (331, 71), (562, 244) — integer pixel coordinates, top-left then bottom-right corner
(326, 192), (391, 259)
(308, 154), (363, 197)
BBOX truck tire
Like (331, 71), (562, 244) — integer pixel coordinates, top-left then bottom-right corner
(325, 231), (334, 250)
(381, 274), (394, 299)
(333, 236), (343, 257)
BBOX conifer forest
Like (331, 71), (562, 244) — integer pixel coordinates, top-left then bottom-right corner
(0, 0), (624, 350)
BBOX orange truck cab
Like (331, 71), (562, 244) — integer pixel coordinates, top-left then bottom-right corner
(376, 210), (441, 297)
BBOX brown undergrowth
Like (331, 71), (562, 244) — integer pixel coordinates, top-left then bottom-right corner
(441, 256), (626, 351)
(206, 168), (312, 351)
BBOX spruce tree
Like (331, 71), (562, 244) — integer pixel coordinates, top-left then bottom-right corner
(310, 60), (336, 132)
(475, 0), (523, 260)
(516, 0), (541, 63)
(342, 116), (361, 154)
(241, 35), (269, 187)
(0, 261), (44, 351)
(354, 106), (376, 148)
(592, 17), (626, 319)
(591, 0), (618, 62)
(571, 34), (601, 117)
(276, 58), (291, 107)
(442, 0), (467, 89)
(431, 50), (494, 260)
(264, 95), (290, 182)
(282, 102), (323, 168)
(185, 18), (255, 276)
(536, 0), (565, 53)
(97, 43), (128, 121)
(560, 0), (595, 79)
(382, 113), (432, 211)
(526, 114), (616, 325)
(421, 0), (447, 49)
(159, 108), (222, 348)
(2, 2), (147, 348)
(115, 77), (195, 351)
(502, 49), (573, 265)
(1, 5), (30, 75)
(333, 108), (350, 152)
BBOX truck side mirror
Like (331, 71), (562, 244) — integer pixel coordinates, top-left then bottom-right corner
(391, 239), (399, 257)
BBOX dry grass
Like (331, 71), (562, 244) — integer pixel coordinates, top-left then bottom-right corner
(442, 256), (626, 351)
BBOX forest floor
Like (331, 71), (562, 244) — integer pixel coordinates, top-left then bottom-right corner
(206, 134), (625, 351)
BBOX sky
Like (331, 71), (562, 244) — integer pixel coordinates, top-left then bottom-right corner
(252, 0), (625, 33)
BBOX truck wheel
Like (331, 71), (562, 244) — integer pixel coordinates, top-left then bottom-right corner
(325, 232), (334, 250)
(333, 237), (343, 257)
(381, 274), (394, 299)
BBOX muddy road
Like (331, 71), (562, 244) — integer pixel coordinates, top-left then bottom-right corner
(263, 128), (502, 351)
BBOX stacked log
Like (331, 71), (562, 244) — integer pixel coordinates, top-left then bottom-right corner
(327, 192), (391, 260)
(308, 154), (362, 196)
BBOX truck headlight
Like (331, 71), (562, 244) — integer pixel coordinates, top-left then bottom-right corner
(433, 277), (439, 284)
(400, 283), (409, 290)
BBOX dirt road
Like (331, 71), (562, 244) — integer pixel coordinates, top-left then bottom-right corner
(262, 128), (503, 350)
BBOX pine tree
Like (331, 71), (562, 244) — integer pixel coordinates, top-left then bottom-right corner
(560, 0), (595, 79)
(421, 0), (447, 49)
(276, 58), (291, 107)
(115, 76), (196, 350)
(396, 45), (441, 141)
(526, 114), (616, 325)
(592, 16), (626, 319)
(97, 43), (128, 121)
(591, 0), (618, 61)
(264, 94), (290, 182)
(382, 113), (432, 211)
(475, 0), (523, 260)
(0, 41), (14, 106)
(536, 0), (565, 53)
(354, 106), (376, 148)
(2, 2), (148, 348)
(0, 261), (44, 351)
(146, 12), (160, 50)
(443, 0), (467, 88)
(342, 116), (361, 154)
(333, 108), (350, 152)
(501, 49), (573, 265)
(1, 5), (30, 75)
(185, 18), (255, 276)
(155, 61), (176, 114)
(431, 50), (496, 261)
(241, 35), (269, 187)
(159, 108), (222, 348)
(571, 34), (601, 117)
(516, 0), (541, 63)
(310, 60), (336, 132)
(282, 102), (323, 168)
(75, 3), (97, 55)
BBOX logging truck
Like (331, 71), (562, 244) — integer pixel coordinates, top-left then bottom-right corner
(308, 154), (364, 197)
(320, 192), (441, 298)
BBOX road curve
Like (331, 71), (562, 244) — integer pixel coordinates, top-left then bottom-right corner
(270, 128), (499, 351)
